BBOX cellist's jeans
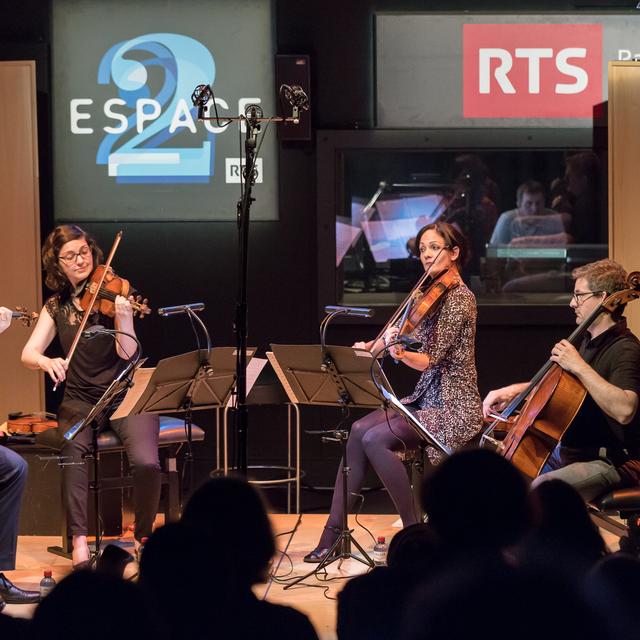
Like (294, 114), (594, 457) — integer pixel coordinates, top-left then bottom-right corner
(531, 446), (621, 502)
(0, 445), (28, 570)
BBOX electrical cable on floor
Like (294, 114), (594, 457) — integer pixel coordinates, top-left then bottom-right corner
(263, 513), (303, 600)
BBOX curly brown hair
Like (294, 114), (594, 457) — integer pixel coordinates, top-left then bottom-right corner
(42, 225), (103, 292)
(415, 222), (470, 269)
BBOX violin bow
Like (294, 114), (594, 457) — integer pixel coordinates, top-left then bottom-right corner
(53, 230), (123, 391)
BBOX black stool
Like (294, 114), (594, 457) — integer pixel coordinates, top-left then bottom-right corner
(590, 487), (640, 555)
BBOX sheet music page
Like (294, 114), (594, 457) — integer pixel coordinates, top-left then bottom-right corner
(266, 352), (300, 404)
(225, 357), (269, 408)
(111, 367), (156, 420)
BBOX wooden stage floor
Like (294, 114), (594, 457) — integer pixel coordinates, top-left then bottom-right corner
(4, 514), (401, 640)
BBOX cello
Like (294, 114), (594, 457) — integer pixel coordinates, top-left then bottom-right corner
(482, 272), (640, 481)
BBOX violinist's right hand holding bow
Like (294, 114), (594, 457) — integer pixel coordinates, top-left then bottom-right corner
(37, 356), (68, 385)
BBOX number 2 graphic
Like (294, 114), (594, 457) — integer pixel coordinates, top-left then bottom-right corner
(97, 33), (215, 183)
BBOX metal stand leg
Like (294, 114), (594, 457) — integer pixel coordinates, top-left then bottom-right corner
(284, 429), (373, 590)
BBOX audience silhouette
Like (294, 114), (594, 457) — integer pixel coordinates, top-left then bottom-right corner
(337, 523), (442, 640)
(517, 479), (607, 578)
(31, 569), (159, 640)
(5, 452), (640, 639)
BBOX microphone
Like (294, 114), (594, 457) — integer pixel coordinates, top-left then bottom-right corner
(279, 84), (309, 123)
(396, 335), (423, 352)
(158, 303), (205, 317)
(191, 84), (212, 120)
(82, 324), (108, 339)
(324, 305), (374, 318)
(63, 419), (84, 442)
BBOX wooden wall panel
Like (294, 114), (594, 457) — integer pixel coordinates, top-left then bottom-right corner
(609, 62), (640, 336)
(0, 60), (44, 419)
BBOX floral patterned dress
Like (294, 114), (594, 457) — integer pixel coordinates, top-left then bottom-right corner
(401, 282), (484, 463)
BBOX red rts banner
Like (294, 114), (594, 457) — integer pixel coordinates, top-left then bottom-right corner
(463, 23), (602, 118)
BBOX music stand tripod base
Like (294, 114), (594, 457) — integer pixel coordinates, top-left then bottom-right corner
(283, 429), (374, 590)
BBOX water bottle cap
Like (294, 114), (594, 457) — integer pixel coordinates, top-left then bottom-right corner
(44, 570), (52, 578)
(377, 536), (385, 543)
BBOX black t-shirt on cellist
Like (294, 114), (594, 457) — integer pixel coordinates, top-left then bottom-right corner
(561, 319), (640, 463)
(45, 292), (126, 405)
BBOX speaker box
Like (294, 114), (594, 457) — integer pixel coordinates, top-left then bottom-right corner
(275, 54), (311, 141)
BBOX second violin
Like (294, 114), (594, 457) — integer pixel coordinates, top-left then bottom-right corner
(80, 264), (151, 319)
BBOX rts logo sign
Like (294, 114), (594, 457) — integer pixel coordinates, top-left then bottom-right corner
(463, 24), (602, 118)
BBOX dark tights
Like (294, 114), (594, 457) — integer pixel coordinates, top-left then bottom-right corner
(319, 408), (422, 547)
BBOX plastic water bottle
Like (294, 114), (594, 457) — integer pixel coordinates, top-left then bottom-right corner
(137, 536), (149, 562)
(373, 536), (388, 566)
(39, 570), (56, 599)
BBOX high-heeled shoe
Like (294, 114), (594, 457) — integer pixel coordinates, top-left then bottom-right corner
(303, 526), (340, 563)
(303, 545), (338, 563)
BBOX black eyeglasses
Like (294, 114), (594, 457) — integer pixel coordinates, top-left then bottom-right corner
(58, 245), (91, 264)
(571, 290), (605, 304)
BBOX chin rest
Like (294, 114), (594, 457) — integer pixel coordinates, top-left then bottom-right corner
(590, 486), (640, 555)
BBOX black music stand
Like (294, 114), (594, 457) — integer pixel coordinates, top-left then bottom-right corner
(123, 348), (252, 497)
(269, 344), (392, 586)
(47, 357), (147, 564)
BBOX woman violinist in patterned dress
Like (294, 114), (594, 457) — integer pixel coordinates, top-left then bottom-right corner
(304, 222), (483, 562)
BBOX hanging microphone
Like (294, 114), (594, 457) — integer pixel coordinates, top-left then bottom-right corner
(82, 324), (108, 339)
(324, 305), (374, 318)
(191, 84), (212, 120)
(279, 84), (309, 124)
(158, 303), (205, 317)
(281, 84), (309, 110)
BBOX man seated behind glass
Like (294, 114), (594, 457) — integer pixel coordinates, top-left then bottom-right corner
(489, 180), (571, 246)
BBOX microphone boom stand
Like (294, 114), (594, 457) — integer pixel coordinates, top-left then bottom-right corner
(193, 84), (306, 477)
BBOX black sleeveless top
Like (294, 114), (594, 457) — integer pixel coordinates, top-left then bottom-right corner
(45, 292), (127, 404)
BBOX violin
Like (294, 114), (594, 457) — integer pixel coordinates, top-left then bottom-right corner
(398, 268), (461, 337)
(53, 230), (148, 392)
(11, 306), (39, 327)
(80, 264), (151, 319)
(372, 266), (460, 353)
(7, 411), (58, 435)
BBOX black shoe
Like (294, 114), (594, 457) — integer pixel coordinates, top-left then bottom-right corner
(303, 546), (338, 563)
(0, 573), (40, 604)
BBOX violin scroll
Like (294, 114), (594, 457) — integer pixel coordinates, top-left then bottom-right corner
(12, 306), (39, 327)
(131, 295), (151, 319)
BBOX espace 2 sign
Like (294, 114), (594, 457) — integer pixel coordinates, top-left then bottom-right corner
(70, 33), (262, 184)
(463, 24), (602, 118)
(52, 0), (277, 221)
